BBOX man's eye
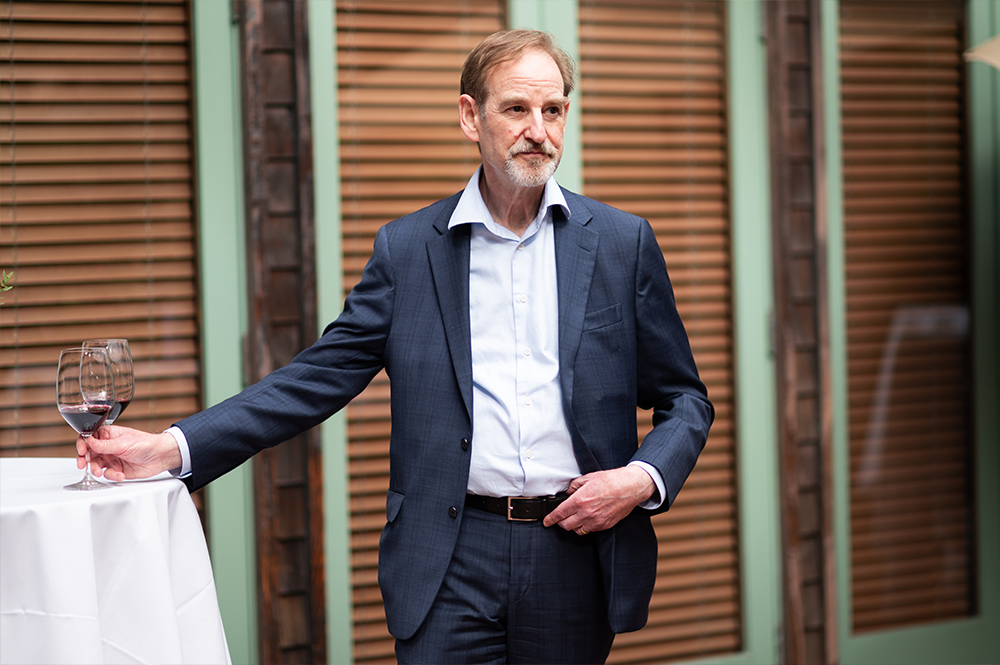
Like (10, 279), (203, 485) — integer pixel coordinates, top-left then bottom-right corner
(546, 106), (563, 115)
(509, 106), (524, 113)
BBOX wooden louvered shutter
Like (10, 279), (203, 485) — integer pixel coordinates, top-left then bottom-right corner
(580, 2), (740, 663)
(839, 0), (975, 633)
(335, 2), (503, 662)
(0, 2), (199, 457)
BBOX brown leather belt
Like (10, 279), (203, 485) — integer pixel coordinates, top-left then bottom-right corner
(464, 492), (569, 522)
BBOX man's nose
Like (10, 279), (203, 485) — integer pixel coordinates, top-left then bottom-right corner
(523, 109), (547, 143)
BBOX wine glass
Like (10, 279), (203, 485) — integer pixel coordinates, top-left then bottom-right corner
(83, 339), (134, 425)
(58, 347), (115, 491)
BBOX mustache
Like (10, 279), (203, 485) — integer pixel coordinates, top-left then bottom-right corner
(508, 139), (557, 158)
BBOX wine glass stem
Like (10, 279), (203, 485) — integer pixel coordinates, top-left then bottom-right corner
(84, 444), (97, 481)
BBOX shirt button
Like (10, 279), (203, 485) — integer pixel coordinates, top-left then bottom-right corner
(525, 451), (533, 459)
(523, 348), (531, 356)
(461, 438), (469, 451)
(519, 294), (528, 303)
(517, 243), (525, 251)
(523, 397), (532, 406)
(449, 506), (458, 519)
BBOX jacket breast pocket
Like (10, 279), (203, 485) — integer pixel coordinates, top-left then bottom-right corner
(580, 303), (625, 357)
(583, 303), (623, 331)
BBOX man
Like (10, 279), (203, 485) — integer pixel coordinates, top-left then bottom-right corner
(81, 29), (713, 664)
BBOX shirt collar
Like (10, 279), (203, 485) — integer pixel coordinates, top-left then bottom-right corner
(448, 166), (570, 237)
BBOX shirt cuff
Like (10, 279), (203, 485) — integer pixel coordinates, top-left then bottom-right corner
(628, 460), (666, 510)
(166, 426), (192, 478)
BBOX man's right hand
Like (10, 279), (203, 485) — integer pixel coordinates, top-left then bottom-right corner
(76, 425), (183, 481)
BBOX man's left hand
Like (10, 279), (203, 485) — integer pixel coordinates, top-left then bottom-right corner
(543, 466), (656, 535)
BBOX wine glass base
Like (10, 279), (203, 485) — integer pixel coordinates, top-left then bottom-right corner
(64, 476), (113, 491)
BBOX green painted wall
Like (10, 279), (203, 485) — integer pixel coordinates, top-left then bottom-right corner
(715, 2), (784, 663)
(190, 2), (257, 664)
(821, 3), (852, 660)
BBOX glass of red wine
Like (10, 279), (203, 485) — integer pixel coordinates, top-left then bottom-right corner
(83, 339), (134, 425)
(58, 347), (115, 491)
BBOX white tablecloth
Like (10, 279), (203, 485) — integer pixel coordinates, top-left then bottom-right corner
(0, 458), (230, 665)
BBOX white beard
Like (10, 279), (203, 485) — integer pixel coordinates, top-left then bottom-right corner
(504, 140), (560, 188)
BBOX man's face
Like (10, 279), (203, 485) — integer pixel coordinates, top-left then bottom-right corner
(461, 50), (569, 190)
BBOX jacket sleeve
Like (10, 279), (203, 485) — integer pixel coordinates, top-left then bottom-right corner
(179, 226), (397, 490)
(628, 218), (714, 512)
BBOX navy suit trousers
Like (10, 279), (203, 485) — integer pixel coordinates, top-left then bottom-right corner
(394, 504), (616, 664)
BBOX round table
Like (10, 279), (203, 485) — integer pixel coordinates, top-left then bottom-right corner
(0, 458), (230, 664)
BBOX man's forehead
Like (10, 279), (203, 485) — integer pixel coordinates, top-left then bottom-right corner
(485, 51), (565, 98)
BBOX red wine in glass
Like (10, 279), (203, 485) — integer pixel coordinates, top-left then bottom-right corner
(107, 399), (131, 424)
(59, 347), (115, 491)
(59, 403), (112, 435)
(107, 399), (132, 425)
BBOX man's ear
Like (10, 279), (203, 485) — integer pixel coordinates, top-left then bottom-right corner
(458, 94), (480, 143)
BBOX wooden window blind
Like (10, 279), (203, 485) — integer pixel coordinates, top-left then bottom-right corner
(839, 0), (975, 633)
(0, 1), (199, 458)
(579, 2), (741, 663)
(335, 1), (503, 662)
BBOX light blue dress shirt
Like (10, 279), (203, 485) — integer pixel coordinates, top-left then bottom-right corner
(448, 168), (579, 498)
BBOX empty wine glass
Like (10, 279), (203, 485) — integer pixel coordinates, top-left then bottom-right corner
(83, 339), (134, 425)
(58, 347), (115, 491)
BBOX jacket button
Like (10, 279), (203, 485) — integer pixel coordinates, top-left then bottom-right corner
(449, 506), (458, 519)
(461, 438), (469, 451)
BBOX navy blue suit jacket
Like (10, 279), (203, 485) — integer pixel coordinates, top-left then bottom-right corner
(178, 188), (714, 639)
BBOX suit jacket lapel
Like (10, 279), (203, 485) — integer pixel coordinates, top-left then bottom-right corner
(554, 194), (601, 472)
(427, 209), (474, 420)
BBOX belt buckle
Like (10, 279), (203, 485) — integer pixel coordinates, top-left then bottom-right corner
(507, 496), (537, 522)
